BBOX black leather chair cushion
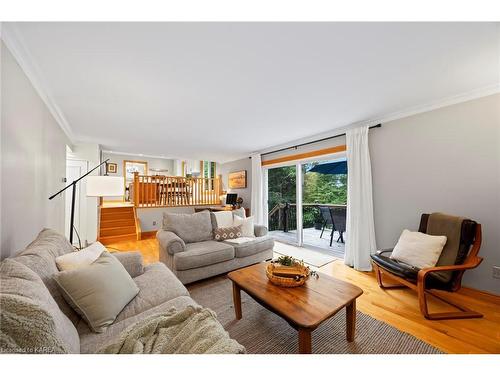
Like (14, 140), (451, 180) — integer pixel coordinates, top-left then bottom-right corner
(371, 251), (458, 291)
(371, 251), (419, 281)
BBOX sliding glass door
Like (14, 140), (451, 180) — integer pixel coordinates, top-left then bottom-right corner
(265, 157), (347, 256)
(300, 159), (347, 255)
(266, 165), (298, 245)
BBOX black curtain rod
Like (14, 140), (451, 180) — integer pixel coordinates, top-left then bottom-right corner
(251, 123), (382, 158)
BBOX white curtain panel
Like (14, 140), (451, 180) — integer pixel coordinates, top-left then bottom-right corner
(250, 153), (265, 225)
(344, 126), (377, 271)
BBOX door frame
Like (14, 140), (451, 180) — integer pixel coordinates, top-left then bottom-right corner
(263, 150), (347, 247)
(263, 161), (303, 246)
(65, 158), (89, 245)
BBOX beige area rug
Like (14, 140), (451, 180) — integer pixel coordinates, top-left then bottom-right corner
(188, 276), (442, 354)
(273, 241), (339, 268)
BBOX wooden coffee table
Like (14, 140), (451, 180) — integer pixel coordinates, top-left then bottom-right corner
(228, 262), (363, 354)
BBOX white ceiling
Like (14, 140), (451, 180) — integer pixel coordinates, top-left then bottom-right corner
(7, 22), (500, 163)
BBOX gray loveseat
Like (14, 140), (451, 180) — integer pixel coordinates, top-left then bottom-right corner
(0, 228), (204, 354)
(157, 210), (274, 284)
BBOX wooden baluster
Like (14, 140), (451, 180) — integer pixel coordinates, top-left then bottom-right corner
(216, 175), (222, 205)
(159, 177), (163, 206)
(165, 177), (168, 206)
(152, 176), (154, 206)
(150, 176), (153, 207)
(149, 176), (152, 207)
(175, 177), (178, 206)
(155, 176), (158, 206)
(196, 177), (200, 205)
(163, 176), (167, 206)
(194, 178), (197, 205)
(211, 178), (215, 204)
(178, 177), (181, 206)
(133, 172), (139, 207)
(199, 178), (202, 205)
(168, 177), (171, 206)
(181, 177), (185, 206)
(145, 176), (149, 207)
(140, 175), (144, 208)
(199, 178), (202, 204)
(171, 177), (174, 206)
(190, 178), (194, 205)
(209, 178), (212, 204)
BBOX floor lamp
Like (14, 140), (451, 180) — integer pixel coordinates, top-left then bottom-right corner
(49, 159), (123, 245)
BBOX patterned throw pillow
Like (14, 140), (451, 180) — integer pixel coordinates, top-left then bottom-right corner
(213, 225), (243, 241)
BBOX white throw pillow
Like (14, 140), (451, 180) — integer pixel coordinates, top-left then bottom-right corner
(390, 229), (447, 269)
(213, 211), (234, 228)
(56, 242), (106, 271)
(232, 207), (246, 219)
(233, 215), (255, 238)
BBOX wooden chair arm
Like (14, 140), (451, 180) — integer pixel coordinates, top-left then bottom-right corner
(417, 257), (483, 283)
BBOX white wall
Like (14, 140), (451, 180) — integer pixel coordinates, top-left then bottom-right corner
(370, 93), (500, 294)
(219, 157), (252, 210)
(1, 41), (70, 258)
(102, 152), (175, 179)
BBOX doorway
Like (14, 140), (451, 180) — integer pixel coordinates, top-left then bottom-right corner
(300, 159), (347, 257)
(65, 159), (88, 245)
(267, 165), (298, 245)
(266, 156), (347, 261)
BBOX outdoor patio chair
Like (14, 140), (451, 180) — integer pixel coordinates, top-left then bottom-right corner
(329, 206), (346, 244)
(371, 213), (483, 320)
(319, 206), (346, 246)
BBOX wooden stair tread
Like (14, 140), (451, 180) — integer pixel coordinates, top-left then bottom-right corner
(100, 226), (136, 235)
(101, 213), (135, 220)
(100, 219), (136, 228)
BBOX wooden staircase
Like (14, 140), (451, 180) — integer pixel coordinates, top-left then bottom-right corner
(98, 206), (140, 245)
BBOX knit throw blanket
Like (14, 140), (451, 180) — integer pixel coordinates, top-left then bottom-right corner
(99, 306), (245, 354)
(0, 294), (67, 354)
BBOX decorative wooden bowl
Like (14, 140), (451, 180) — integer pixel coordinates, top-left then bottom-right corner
(266, 263), (310, 288)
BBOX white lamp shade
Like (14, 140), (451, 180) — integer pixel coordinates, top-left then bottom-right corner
(86, 176), (124, 197)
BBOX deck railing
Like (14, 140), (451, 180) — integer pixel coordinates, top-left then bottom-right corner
(268, 203), (346, 232)
(131, 172), (222, 208)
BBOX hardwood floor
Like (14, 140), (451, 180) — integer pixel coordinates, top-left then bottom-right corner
(106, 237), (500, 354)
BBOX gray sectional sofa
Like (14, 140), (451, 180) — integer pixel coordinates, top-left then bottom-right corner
(157, 210), (274, 284)
(0, 229), (202, 354)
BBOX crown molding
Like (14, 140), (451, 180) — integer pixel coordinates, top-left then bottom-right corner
(255, 83), (500, 157)
(1, 23), (75, 142)
(101, 149), (179, 161)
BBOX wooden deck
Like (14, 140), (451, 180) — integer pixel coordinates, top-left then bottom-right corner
(270, 227), (345, 256)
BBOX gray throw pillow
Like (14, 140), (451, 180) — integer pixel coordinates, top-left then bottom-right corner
(162, 211), (213, 243)
(53, 252), (139, 333)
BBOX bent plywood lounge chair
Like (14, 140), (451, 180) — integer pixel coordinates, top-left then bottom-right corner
(370, 213), (483, 320)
